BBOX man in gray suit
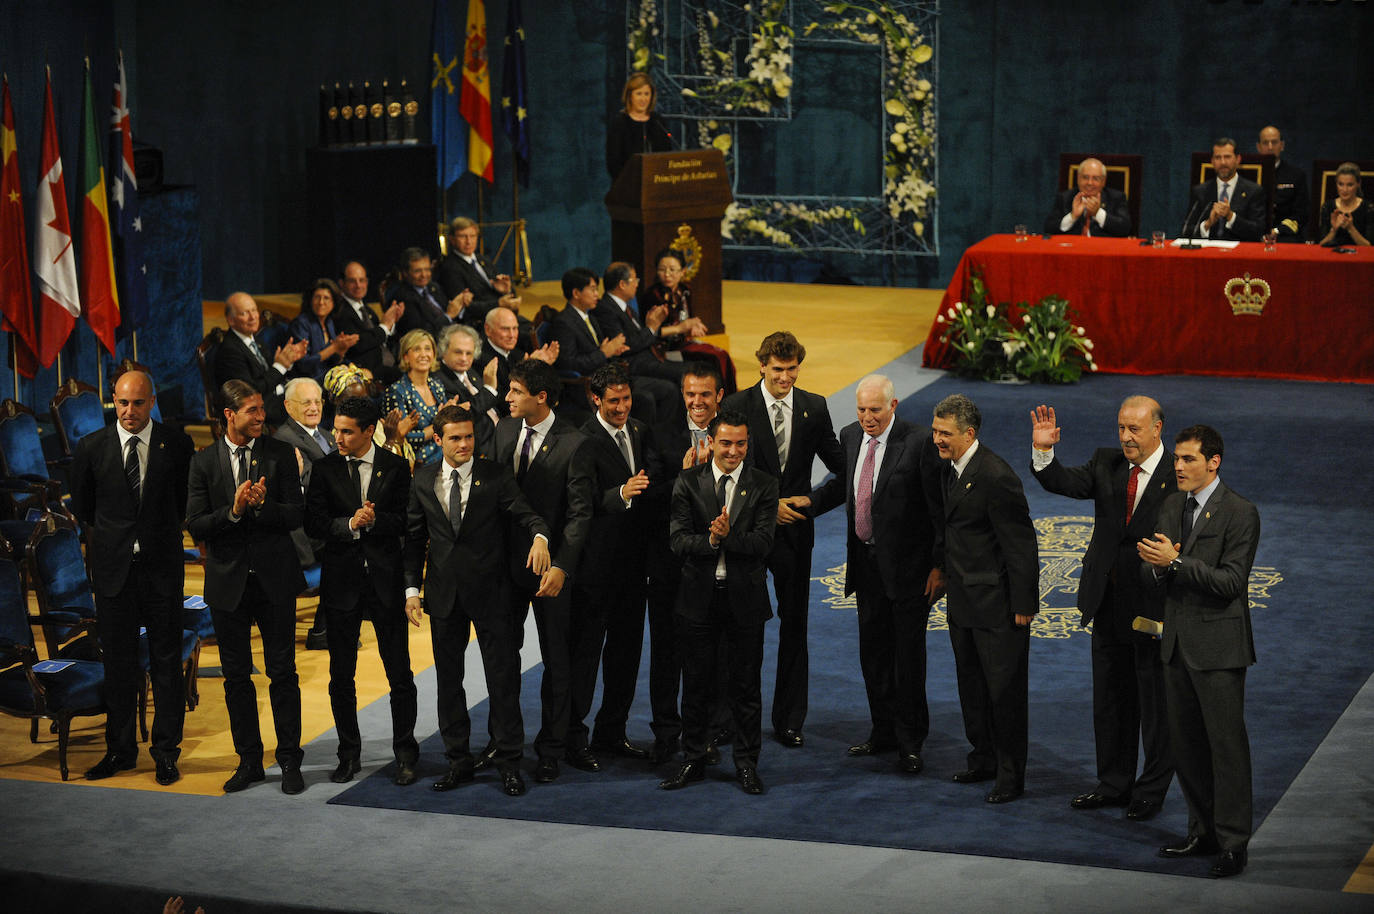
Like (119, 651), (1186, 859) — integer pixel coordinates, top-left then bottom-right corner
(1138, 424), (1260, 879)
(274, 377), (331, 648)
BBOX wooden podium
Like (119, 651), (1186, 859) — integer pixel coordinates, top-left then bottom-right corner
(605, 150), (733, 334)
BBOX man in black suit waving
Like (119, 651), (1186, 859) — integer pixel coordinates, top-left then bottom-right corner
(305, 396), (418, 786)
(932, 393), (1039, 804)
(70, 370), (193, 786)
(1030, 397), (1174, 820)
(404, 405), (550, 797)
(721, 331), (844, 748)
(660, 409), (777, 794)
(1139, 425), (1260, 879)
(186, 380), (307, 794)
(1187, 138), (1266, 242)
(805, 375), (945, 774)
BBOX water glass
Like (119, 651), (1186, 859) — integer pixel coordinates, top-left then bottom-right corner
(1152, 230), (1165, 249)
(1014, 224), (1028, 242)
(1263, 230), (1278, 251)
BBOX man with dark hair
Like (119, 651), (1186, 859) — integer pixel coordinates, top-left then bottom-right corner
(213, 292), (307, 426)
(334, 260), (402, 381)
(389, 247), (466, 345)
(591, 261), (686, 427)
(187, 380), (307, 794)
(550, 267), (629, 378)
(721, 331), (844, 749)
(931, 393), (1039, 804)
(437, 216), (522, 329)
(661, 408), (778, 794)
(305, 396), (418, 786)
(1030, 396), (1174, 820)
(1257, 126), (1309, 242)
(70, 370), (194, 786)
(405, 405), (550, 797)
(1043, 157), (1131, 237)
(1139, 425), (1260, 879)
(1187, 137), (1266, 242)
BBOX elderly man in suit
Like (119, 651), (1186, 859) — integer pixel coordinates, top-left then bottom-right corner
(590, 262), (685, 428)
(1030, 397), (1174, 821)
(435, 323), (500, 454)
(213, 292), (307, 426)
(1043, 157), (1132, 237)
(388, 247), (467, 346)
(305, 396), (417, 786)
(275, 377), (332, 648)
(186, 380), (307, 794)
(69, 370), (194, 786)
(334, 260), (402, 382)
(404, 405), (550, 797)
(660, 408), (778, 794)
(437, 216), (523, 331)
(931, 393), (1039, 804)
(1187, 137), (1266, 242)
(1139, 425), (1260, 879)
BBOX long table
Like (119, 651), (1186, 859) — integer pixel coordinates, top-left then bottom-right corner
(922, 235), (1374, 382)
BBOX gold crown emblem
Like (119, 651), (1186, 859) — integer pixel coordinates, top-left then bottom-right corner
(1225, 272), (1270, 316)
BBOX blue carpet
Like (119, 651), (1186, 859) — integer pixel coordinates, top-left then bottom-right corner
(332, 372), (1374, 877)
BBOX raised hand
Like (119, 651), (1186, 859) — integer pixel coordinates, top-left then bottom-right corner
(1030, 404), (1060, 451)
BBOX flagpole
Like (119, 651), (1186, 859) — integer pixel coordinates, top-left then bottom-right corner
(8, 336), (17, 403)
(131, 330), (138, 361)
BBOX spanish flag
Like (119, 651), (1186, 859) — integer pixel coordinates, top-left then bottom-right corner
(459, 0), (494, 183)
(79, 58), (119, 354)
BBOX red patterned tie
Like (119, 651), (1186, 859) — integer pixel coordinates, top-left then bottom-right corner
(854, 437), (878, 542)
(1125, 465), (1141, 525)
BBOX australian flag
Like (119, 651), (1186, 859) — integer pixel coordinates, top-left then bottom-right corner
(501, 0), (530, 187)
(109, 51), (147, 338)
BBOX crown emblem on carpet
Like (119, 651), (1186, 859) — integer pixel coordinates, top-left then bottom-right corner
(1225, 272), (1270, 316)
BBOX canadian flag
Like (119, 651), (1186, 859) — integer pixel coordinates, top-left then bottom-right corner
(33, 71), (79, 368)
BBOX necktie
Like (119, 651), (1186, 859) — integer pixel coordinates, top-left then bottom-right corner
(470, 257), (490, 285)
(517, 426), (536, 482)
(616, 429), (634, 472)
(247, 337), (267, 368)
(125, 437), (141, 507)
(235, 445), (249, 487)
(1181, 495), (1198, 543)
(421, 287), (448, 322)
(449, 468), (463, 532)
(854, 437), (878, 542)
(945, 463), (957, 496)
(348, 458), (364, 507)
(461, 372), (478, 396)
(1125, 464), (1142, 525)
(716, 472), (730, 512)
(1219, 182), (1230, 204)
(313, 428), (332, 454)
(772, 401), (788, 469)
(582, 310), (600, 344)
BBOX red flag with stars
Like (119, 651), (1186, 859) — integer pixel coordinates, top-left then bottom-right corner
(0, 76), (39, 377)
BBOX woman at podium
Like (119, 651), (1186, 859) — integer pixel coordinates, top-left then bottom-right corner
(607, 72), (674, 179)
(644, 249), (736, 393)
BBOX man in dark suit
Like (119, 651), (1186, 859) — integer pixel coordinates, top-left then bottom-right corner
(549, 267), (629, 377)
(1257, 126), (1309, 242)
(69, 370), (193, 786)
(404, 405), (550, 797)
(590, 261), (685, 428)
(388, 247), (466, 348)
(186, 380), (307, 794)
(212, 292), (308, 426)
(274, 377), (332, 648)
(660, 409), (778, 795)
(437, 216), (523, 331)
(721, 331), (844, 748)
(1139, 424), (1260, 879)
(1043, 157), (1132, 237)
(335, 260), (402, 382)
(931, 393), (1039, 804)
(805, 375), (945, 774)
(1030, 397), (1174, 820)
(481, 306), (555, 408)
(304, 396), (418, 787)
(492, 359), (593, 782)
(435, 324), (500, 456)
(1187, 137), (1266, 241)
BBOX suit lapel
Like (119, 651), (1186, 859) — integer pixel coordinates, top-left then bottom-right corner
(216, 439), (236, 500)
(1183, 483), (1224, 551)
(944, 447), (981, 516)
(873, 426), (906, 502)
(747, 387), (780, 477)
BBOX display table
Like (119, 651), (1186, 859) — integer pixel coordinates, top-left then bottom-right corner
(922, 235), (1374, 382)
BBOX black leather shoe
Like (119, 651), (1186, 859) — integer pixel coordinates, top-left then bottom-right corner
(704, 744), (722, 765)
(304, 628), (328, 651)
(659, 761), (705, 790)
(222, 763), (266, 793)
(775, 728), (804, 748)
(472, 743), (498, 772)
(898, 752), (924, 774)
(985, 786), (1023, 804)
(432, 760), (475, 791)
(394, 762), (418, 787)
(1158, 835), (1220, 858)
(1070, 791), (1130, 810)
(736, 767), (765, 795)
(154, 759), (180, 786)
(1209, 849), (1247, 878)
(847, 739), (897, 757)
(500, 767), (527, 796)
(280, 766), (305, 795)
(84, 753), (136, 780)
(952, 768), (996, 784)
(330, 757), (362, 784)
(1126, 798), (1163, 821)
(534, 757), (559, 783)
(649, 741), (679, 765)
(564, 747), (601, 772)
(592, 737), (652, 761)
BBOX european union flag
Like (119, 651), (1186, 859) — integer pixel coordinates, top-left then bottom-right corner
(430, 0), (465, 191)
(501, 0), (530, 187)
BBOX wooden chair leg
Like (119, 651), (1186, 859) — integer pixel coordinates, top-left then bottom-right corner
(57, 716), (70, 781)
(29, 716), (37, 743)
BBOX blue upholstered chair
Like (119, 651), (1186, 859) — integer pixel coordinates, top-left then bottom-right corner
(0, 399), (73, 542)
(49, 378), (106, 458)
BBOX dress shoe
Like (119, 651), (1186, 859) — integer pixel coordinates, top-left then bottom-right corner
(84, 753), (136, 780)
(775, 728), (804, 748)
(951, 768), (996, 784)
(659, 761), (705, 790)
(649, 741), (679, 765)
(736, 767), (765, 795)
(304, 628), (328, 651)
(985, 786), (1023, 804)
(592, 737), (652, 761)
(1070, 791), (1130, 810)
(1158, 835), (1220, 858)
(848, 739), (897, 757)
(330, 757), (362, 784)
(898, 752), (924, 774)
(704, 744), (722, 766)
(564, 747), (601, 772)
(1209, 849), (1247, 878)
(222, 763), (266, 793)
(500, 767), (527, 796)
(534, 757), (559, 783)
(280, 766), (305, 795)
(432, 760), (476, 792)
(472, 743), (499, 772)
(1126, 798), (1163, 821)
(393, 762), (418, 787)
(154, 759), (181, 786)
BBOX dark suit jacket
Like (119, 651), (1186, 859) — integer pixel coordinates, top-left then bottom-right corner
(493, 414), (593, 584)
(942, 443), (1039, 628)
(549, 304), (611, 376)
(1032, 447), (1172, 627)
(331, 297), (392, 377)
(437, 253), (502, 329)
(1043, 185), (1131, 237)
(669, 463), (778, 623)
(186, 435), (306, 611)
(810, 419), (944, 603)
(575, 415), (664, 595)
(213, 331), (288, 424)
(591, 294), (658, 366)
(388, 282), (454, 347)
(304, 445), (410, 612)
(435, 362), (499, 455)
(1143, 481), (1260, 671)
(1272, 158), (1309, 241)
(68, 422), (193, 599)
(1189, 176), (1266, 241)
(403, 457), (548, 621)
(274, 417), (332, 566)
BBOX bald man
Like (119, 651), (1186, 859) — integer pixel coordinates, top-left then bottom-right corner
(1257, 126), (1309, 243)
(1044, 157), (1132, 237)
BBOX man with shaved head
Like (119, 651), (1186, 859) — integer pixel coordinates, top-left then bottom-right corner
(1044, 157), (1132, 237)
(1257, 126), (1309, 243)
(1030, 395), (1174, 821)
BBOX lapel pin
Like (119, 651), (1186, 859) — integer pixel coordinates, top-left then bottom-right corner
(474, 479), (481, 486)
(158, 442), (165, 449)
(1205, 511), (1211, 519)
(376, 471), (382, 478)
(803, 411), (809, 418)
(965, 482), (972, 489)
(541, 445), (549, 452)
(740, 488), (747, 496)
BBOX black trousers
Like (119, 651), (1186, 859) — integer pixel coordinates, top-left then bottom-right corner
(211, 574), (302, 769)
(95, 558), (185, 763)
(513, 582), (574, 760)
(430, 605), (523, 768)
(948, 618), (1029, 793)
(680, 588), (764, 770)
(1090, 597), (1172, 802)
(767, 520), (814, 733)
(326, 572), (418, 765)
(567, 576), (646, 750)
(853, 546), (931, 753)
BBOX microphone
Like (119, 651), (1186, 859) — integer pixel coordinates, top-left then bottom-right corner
(653, 118), (674, 150)
(1178, 198), (1202, 249)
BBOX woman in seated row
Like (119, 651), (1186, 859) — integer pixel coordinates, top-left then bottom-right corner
(289, 279), (360, 381)
(641, 248), (737, 394)
(382, 330), (467, 467)
(1316, 162), (1371, 246)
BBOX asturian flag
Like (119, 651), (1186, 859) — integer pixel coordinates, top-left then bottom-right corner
(79, 58), (120, 355)
(33, 71), (79, 368)
(501, 0), (530, 187)
(109, 51), (146, 338)
(1, 76), (40, 377)
(430, 0), (465, 191)
(459, 0), (494, 183)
